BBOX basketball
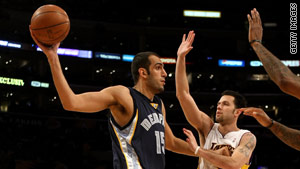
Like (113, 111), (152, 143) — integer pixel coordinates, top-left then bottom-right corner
(30, 4), (70, 46)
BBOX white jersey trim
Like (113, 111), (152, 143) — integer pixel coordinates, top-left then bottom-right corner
(110, 110), (142, 169)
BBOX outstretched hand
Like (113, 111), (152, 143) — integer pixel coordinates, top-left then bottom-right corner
(177, 30), (195, 58)
(29, 25), (60, 60)
(183, 128), (199, 153)
(183, 128), (232, 157)
(239, 107), (272, 127)
(247, 8), (263, 43)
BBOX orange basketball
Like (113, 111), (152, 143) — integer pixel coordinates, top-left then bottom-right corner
(30, 4), (70, 46)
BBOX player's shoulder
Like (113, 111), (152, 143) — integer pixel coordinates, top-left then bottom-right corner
(244, 132), (256, 138)
(102, 85), (131, 98)
(241, 132), (257, 144)
(110, 85), (129, 90)
(106, 85), (133, 107)
(106, 85), (129, 92)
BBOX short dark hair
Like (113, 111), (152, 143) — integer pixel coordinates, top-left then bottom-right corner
(221, 90), (247, 108)
(131, 51), (159, 84)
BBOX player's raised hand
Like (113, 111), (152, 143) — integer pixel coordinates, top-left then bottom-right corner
(248, 8), (263, 44)
(183, 128), (199, 153)
(29, 25), (60, 61)
(177, 30), (195, 58)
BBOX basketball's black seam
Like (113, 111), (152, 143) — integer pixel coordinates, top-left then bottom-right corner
(31, 11), (68, 22)
(40, 24), (70, 43)
(31, 21), (69, 30)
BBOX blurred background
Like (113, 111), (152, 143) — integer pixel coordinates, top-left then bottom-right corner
(0, 0), (299, 169)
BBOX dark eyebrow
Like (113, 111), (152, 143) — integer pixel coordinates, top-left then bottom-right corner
(154, 62), (164, 67)
(217, 101), (230, 105)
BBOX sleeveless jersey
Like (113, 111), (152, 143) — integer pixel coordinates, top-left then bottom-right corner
(199, 123), (251, 169)
(108, 87), (165, 169)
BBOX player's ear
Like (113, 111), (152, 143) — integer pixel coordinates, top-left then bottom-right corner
(235, 109), (242, 117)
(138, 68), (147, 77)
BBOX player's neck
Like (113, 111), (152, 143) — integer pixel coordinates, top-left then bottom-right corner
(218, 122), (239, 137)
(133, 84), (155, 101)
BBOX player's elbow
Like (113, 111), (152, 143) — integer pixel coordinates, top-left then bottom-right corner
(277, 77), (290, 91)
(277, 78), (297, 96)
(175, 90), (182, 99)
(61, 97), (79, 111)
(62, 102), (76, 111)
(61, 94), (83, 111)
(176, 91), (189, 101)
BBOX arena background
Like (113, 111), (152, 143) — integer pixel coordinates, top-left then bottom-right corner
(0, 0), (299, 169)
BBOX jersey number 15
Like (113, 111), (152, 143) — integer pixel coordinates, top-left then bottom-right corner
(155, 131), (165, 154)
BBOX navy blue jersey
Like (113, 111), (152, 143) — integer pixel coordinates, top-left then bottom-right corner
(108, 87), (165, 169)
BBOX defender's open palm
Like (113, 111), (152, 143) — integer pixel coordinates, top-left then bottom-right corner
(183, 128), (198, 153)
(239, 107), (272, 127)
(177, 30), (195, 58)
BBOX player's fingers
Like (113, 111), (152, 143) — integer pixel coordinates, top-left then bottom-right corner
(182, 34), (186, 42)
(238, 108), (248, 112)
(189, 33), (195, 45)
(251, 9), (256, 23)
(243, 111), (253, 116)
(187, 31), (193, 42)
(183, 131), (189, 138)
(256, 10), (262, 25)
(247, 14), (252, 24)
(240, 108), (252, 115)
(241, 108), (256, 116)
(254, 8), (260, 24)
(183, 128), (192, 136)
(186, 138), (190, 143)
(252, 111), (261, 116)
(29, 26), (43, 47)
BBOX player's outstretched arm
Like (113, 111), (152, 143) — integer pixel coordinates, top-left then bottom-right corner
(248, 8), (300, 99)
(163, 102), (195, 156)
(241, 107), (300, 151)
(184, 128), (256, 169)
(30, 27), (124, 113)
(268, 121), (300, 151)
(176, 31), (214, 136)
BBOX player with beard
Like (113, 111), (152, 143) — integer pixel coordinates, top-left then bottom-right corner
(30, 29), (195, 168)
(176, 31), (256, 169)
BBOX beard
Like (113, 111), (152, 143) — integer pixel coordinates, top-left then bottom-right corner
(216, 116), (223, 123)
(157, 85), (164, 93)
(215, 109), (236, 123)
(148, 77), (165, 94)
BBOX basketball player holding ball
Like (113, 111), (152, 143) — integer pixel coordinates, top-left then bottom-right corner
(29, 4), (199, 169)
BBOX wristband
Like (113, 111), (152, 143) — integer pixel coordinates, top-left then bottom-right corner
(266, 118), (274, 128)
(249, 40), (262, 45)
(194, 146), (200, 155)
